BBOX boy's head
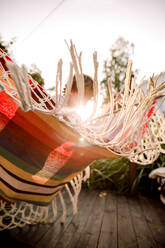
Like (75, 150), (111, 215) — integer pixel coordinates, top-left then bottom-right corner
(67, 74), (93, 107)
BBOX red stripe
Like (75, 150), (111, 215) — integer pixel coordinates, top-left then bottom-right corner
(4, 117), (51, 158)
(12, 109), (64, 149)
(0, 112), (10, 129)
(0, 91), (18, 120)
(0, 49), (12, 71)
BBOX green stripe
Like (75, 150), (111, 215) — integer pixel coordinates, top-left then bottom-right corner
(0, 146), (64, 181)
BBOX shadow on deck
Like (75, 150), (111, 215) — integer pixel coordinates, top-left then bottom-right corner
(0, 189), (165, 248)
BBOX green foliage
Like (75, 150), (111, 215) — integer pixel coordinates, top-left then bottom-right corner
(133, 153), (165, 196)
(0, 42), (8, 54)
(101, 37), (138, 103)
(84, 153), (165, 196)
(0, 34), (45, 87)
(29, 64), (45, 87)
(0, 34), (15, 55)
(30, 72), (45, 87)
(85, 36), (164, 197)
(84, 157), (130, 193)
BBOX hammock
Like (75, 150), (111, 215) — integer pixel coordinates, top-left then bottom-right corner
(0, 41), (165, 229)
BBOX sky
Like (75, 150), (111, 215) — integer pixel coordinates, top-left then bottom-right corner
(1, 0), (165, 89)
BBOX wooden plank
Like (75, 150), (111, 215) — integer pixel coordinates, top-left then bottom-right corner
(147, 197), (165, 225)
(9, 223), (54, 246)
(7, 191), (65, 246)
(2, 189), (165, 248)
(139, 195), (165, 248)
(127, 196), (157, 248)
(0, 230), (33, 248)
(117, 195), (138, 248)
(6, 215), (57, 246)
(97, 192), (117, 248)
(77, 190), (106, 248)
(35, 188), (89, 248)
(54, 189), (98, 248)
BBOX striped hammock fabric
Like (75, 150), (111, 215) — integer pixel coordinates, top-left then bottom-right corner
(0, 91), (117, 206)
(0, 41), (165, 229)
(0, 47), (118, 206)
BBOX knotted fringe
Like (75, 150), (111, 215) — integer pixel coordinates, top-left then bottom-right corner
(0, 167), (90, 230)
(0, 42), (165, 229)
(1, 41), (165, 165)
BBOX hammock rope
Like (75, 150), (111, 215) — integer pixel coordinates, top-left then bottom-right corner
(1, 42), (165, 165)
(0, 42), (165, 230)
(0, 167), (89, 230)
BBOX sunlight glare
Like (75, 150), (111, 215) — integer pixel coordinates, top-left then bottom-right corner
(75, 100), (94, 121)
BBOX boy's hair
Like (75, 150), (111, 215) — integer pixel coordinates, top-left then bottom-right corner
(63, 74), (93, 99)
(71, 75), (93, 93)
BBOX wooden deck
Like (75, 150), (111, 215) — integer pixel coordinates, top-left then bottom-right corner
(1, 189), (165, 248)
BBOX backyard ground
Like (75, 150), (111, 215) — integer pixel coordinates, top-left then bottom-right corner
(1, 189), (165, 248)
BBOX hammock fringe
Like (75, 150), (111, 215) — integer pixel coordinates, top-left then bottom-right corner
(0, 43), (165, 229)
(1, 43), (165, 165)
(0, 167), (90, 230)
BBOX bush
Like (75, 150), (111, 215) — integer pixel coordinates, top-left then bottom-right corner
(83, 153), (165, 196)
(84, 157), (130, 193)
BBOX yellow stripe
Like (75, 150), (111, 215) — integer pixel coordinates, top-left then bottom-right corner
(0, 192), (16, 203)
(0, 181), (60, 204)
(0, 155), (80, 187)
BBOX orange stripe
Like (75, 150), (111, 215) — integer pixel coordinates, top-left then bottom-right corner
(13, 109), (63, 149)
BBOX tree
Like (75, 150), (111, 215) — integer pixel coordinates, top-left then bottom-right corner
(84, 37), (140, 194)
(29, 64), (45, 87)
(0, 34), (45, 87)
(0, 34), (16, 55)
(101, 37), (138, 102)
(0, 41), (8, 54)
